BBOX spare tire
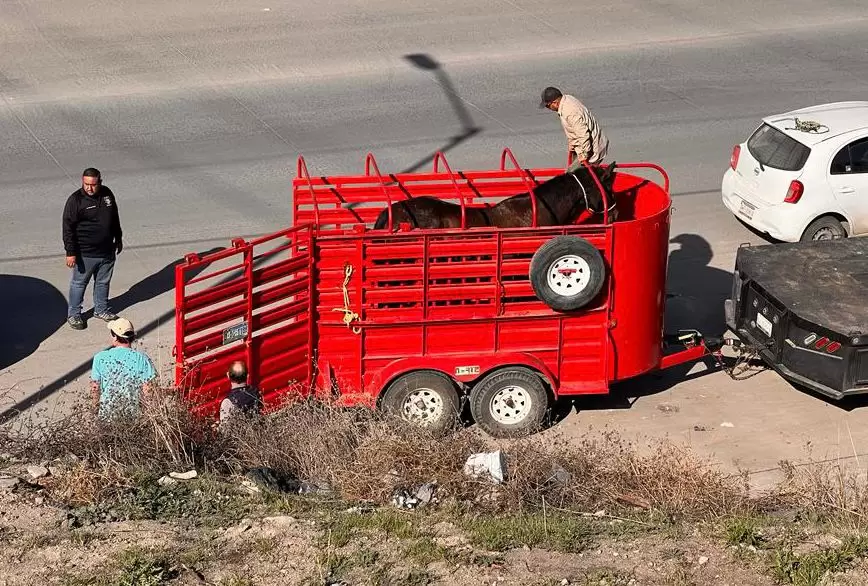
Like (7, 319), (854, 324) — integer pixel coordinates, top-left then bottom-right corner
(528, 235), (606, 312)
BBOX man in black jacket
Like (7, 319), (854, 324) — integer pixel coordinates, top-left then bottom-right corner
(62, 168), (123, 330)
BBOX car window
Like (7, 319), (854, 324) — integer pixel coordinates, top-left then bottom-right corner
(850, 138), (868, 173)
(830, 145), (851, 175)
(830, 137), (868, 175)
(747, 123), (811, 171)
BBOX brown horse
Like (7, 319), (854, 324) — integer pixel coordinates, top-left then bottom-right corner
(373, 162), (618, 231)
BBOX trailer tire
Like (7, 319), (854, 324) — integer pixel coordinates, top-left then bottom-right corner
(380, 370), (461, 435)
(469, 367), (550, 438)
(529, 235), (606, 312)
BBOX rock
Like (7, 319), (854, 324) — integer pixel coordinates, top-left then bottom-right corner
(464, 451), (507, 484)
(158, 476), (178, 486)
(720, 422), (735, 428)
(0, 476), (20, 490)
(657, 403), (680, 413)
(693, 425), (708, 432)
(27, 465), (49, 479)
(698, 556), (709, 565)
(263, 515), (297, 526)
(168, 470), (198, 480)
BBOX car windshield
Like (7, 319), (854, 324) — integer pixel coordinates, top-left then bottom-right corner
(747, 123), (811, 171)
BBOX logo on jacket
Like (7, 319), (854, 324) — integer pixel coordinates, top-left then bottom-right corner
(103, 196), (112, 207)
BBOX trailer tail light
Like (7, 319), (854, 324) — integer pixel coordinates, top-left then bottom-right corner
(814, 337), (829, 350)
(730, 145), (741, 171)
(826, 341), (841, 353)
(784, 180), (804, 204)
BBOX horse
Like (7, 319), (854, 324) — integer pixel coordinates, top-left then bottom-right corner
(373, 162), (618, 231)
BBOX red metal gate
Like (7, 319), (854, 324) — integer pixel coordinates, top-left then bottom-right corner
(174, 225), (315, 414)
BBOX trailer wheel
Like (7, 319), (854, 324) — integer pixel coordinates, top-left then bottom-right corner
(469, 367), (550, 438)
(380, 370), (461, 434)
(529, 235), (606, 312)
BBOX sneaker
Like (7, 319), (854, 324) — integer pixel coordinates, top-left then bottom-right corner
(68, 315), (85, 330)
(94, 311), (118, 322)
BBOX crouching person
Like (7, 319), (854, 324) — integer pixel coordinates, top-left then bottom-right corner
(218, 360), (263, 429)
(90, 318), (157, 419)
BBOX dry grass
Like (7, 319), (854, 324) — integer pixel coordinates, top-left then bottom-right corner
(3, 387), (868, 532)
(0, 389), (757, 523)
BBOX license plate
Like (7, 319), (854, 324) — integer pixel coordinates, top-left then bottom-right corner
(756, 312), (773, 337)
(739, 199), (756, 219)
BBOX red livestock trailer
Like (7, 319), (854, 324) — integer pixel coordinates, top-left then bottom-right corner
(173, 148), (718, 438)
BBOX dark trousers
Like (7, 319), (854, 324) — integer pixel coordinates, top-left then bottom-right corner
(68, 255), (115, 317)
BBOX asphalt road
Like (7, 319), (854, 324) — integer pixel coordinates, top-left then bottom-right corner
(2, 0), (868, 484)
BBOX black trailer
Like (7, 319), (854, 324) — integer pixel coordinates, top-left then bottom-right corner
(725, 237), (868, 400)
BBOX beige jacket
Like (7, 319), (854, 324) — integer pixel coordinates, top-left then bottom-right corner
(557, 94), (609, 164)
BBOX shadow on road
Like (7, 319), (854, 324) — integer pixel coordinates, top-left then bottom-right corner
(399, 53), (482, 174)
(110, 247), (225, 314)
(0, 275), (67, 371)
(0, 246), (226, 423)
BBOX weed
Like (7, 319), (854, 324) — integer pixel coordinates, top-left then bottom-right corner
(354, 547), (380, 567)
(402, 568), (436, 586)
(404, 537), (449, 565)
(465, 513), (596, 553)
(320, 509), (423, 548)
(115, 548), (177, 586)
(770, 536), (868, 586)
(725, 516), (766, 548)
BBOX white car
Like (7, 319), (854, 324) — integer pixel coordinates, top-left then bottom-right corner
(722, 101), (868, 242)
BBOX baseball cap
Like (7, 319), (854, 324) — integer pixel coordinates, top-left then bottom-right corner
(540, 86), (563, 108)
(107, 317), (135, 338)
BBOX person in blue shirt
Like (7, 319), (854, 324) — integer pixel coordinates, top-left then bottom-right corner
(90, 317), (157, 419)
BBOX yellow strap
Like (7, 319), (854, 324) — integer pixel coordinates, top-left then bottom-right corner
(331, 262), (361, 334)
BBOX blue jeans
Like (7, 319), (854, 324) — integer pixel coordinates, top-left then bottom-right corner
(68, 256), (115, 317)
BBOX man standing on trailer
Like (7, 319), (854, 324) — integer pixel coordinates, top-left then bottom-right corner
(540, 86), (609, 171)
(62, 167), (123, 330)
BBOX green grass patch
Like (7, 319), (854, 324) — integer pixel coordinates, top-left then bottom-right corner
(725, 516), (767, 549)
(770, 536), (868, 586)
(464, 513), (597, 553)
(319, 509), (424, 548)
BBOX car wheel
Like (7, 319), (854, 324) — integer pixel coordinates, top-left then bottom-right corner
(469, 367), (550, 438)
(380, 370), (461, 434)
(801, 216), (847, 242)
(528, 235), (606, 312)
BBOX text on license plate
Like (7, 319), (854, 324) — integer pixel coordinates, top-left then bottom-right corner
(756, 312), (773, 337)
(739, 199), (756, 219)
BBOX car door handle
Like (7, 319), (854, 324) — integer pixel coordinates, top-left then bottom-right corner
(838, 186), (856, 194)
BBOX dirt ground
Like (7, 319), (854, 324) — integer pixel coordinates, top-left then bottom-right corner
(4, 481), (868, 586)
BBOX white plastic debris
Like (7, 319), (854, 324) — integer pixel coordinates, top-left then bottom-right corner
(720, 422), (735, 428)
(158, 475), (178, 486)
(463, 451), (507, 484)
(169, 470), (198, 480)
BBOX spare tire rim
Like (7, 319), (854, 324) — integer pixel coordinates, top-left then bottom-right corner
(547, 254), (591, 297)
(490, 385), (532, 425)
(402, 388), (443, 425)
